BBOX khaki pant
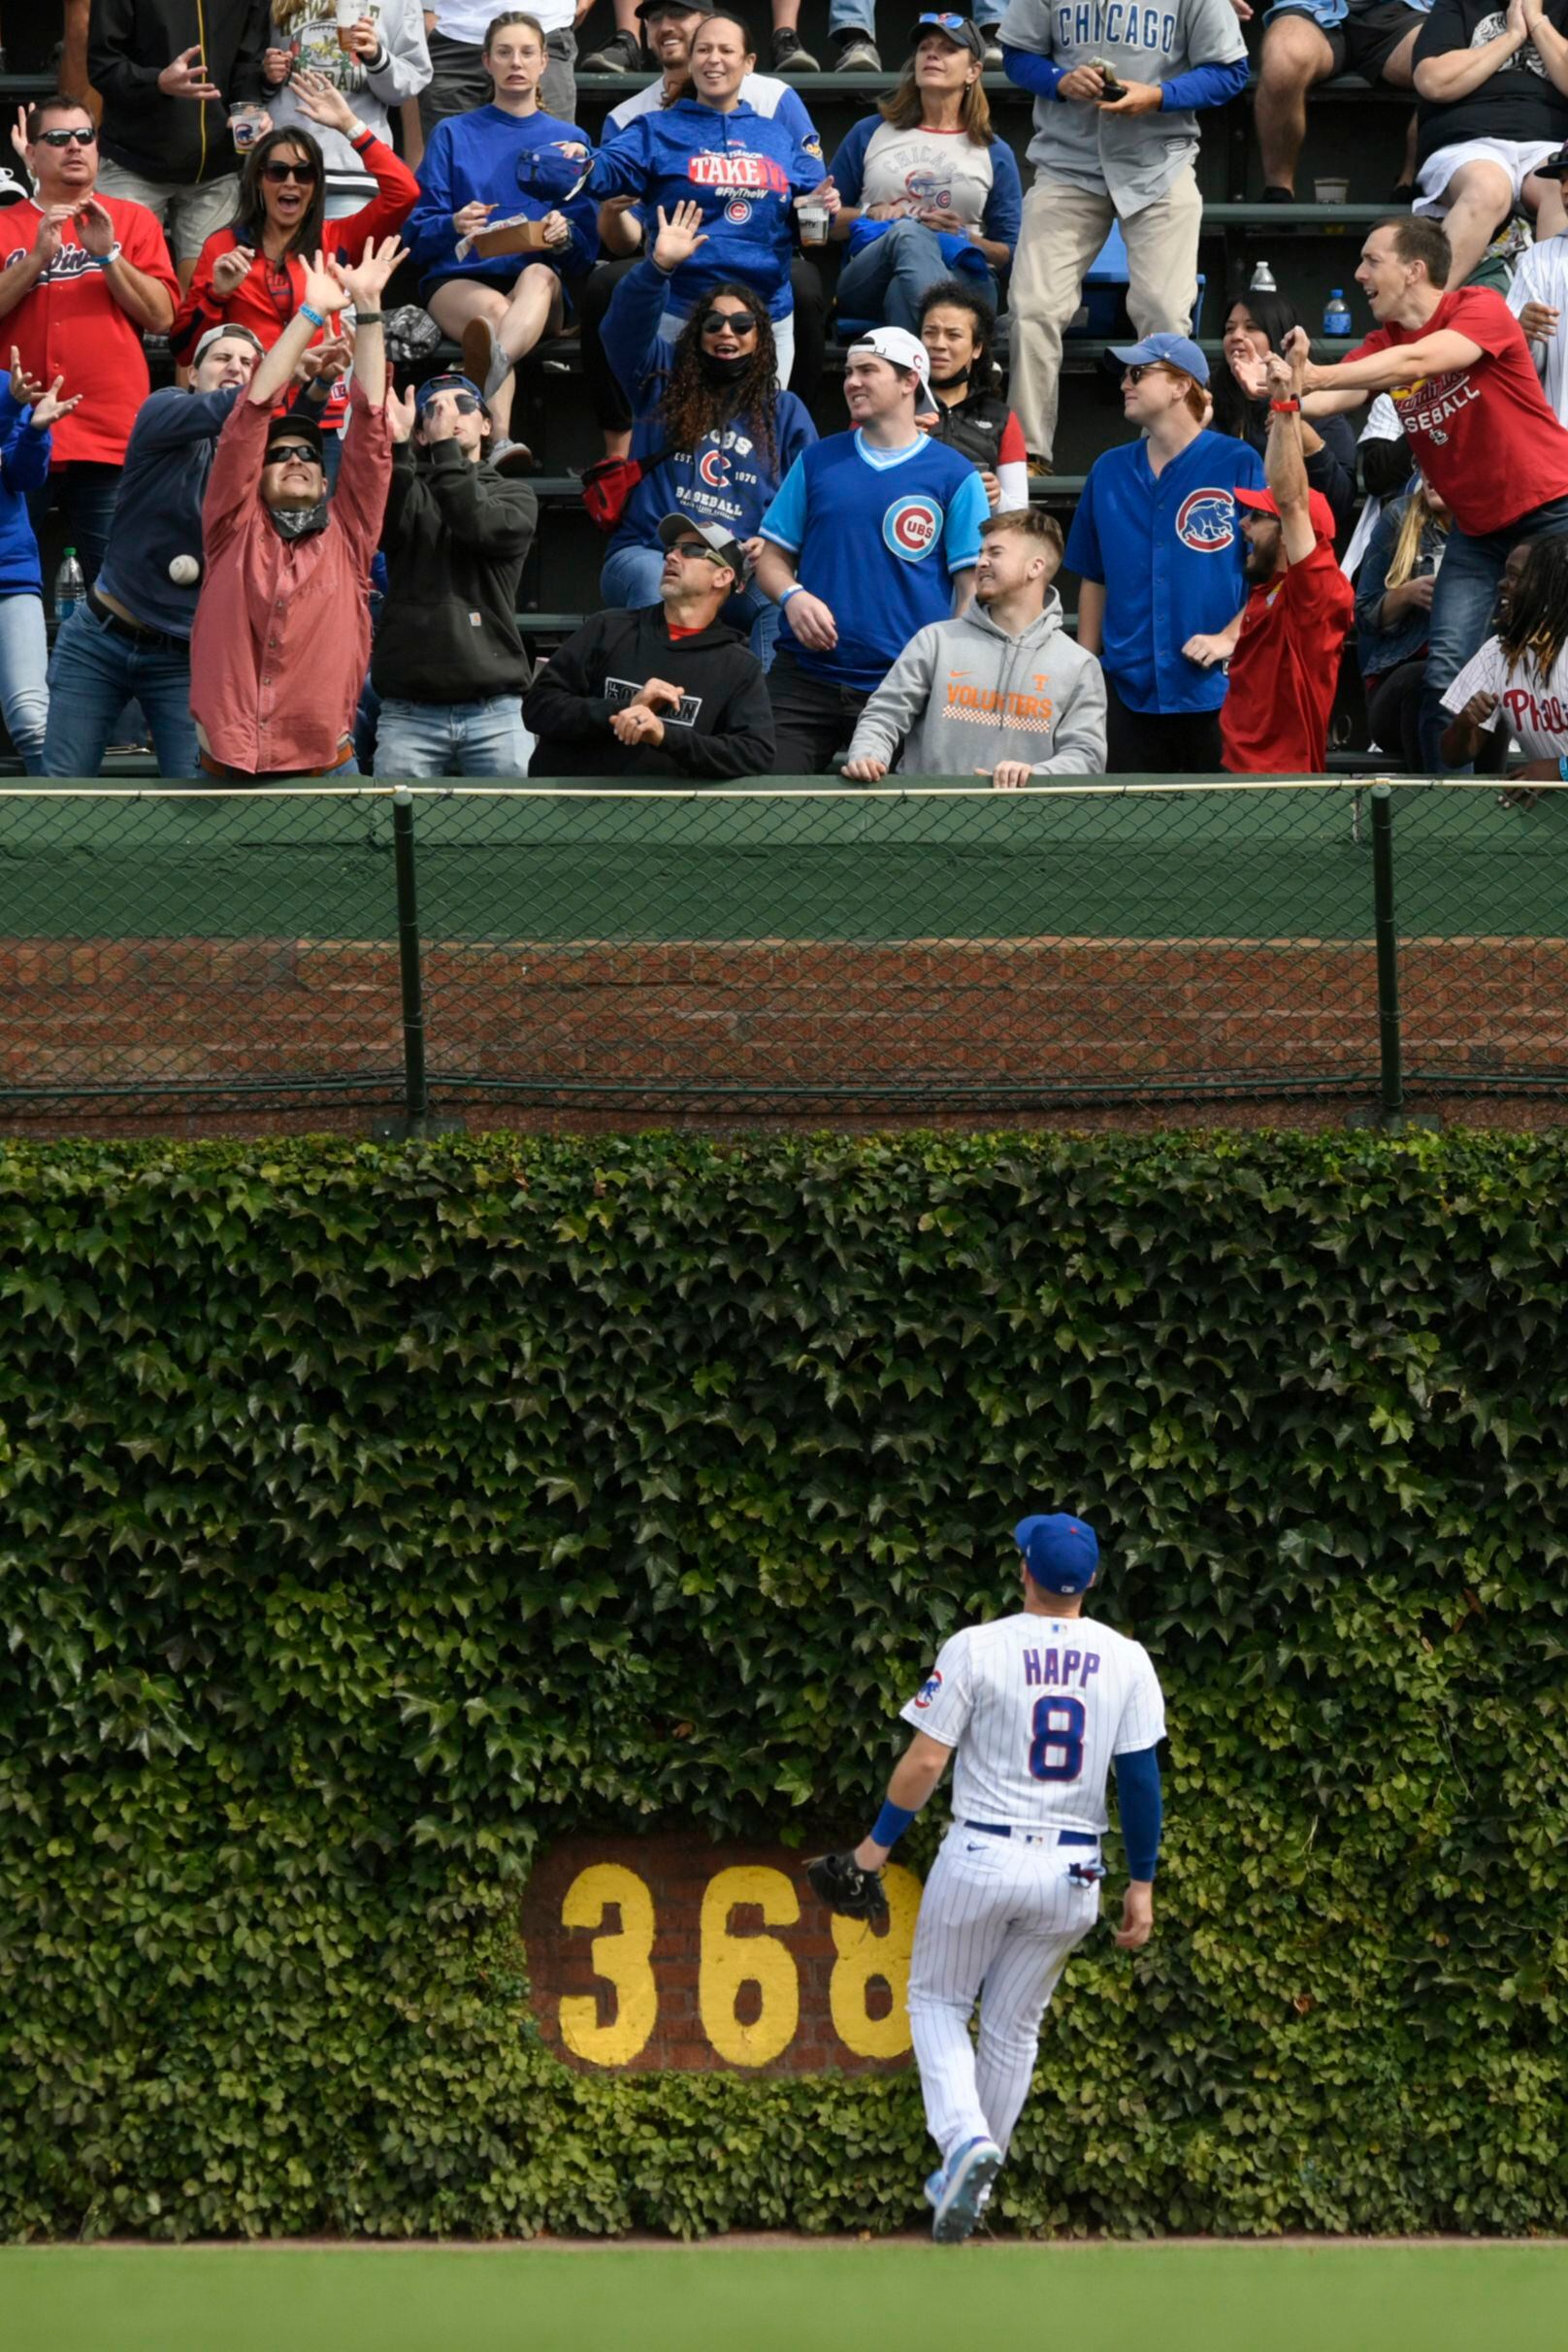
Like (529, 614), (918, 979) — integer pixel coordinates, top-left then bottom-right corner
(1008, 166), (1203, 464)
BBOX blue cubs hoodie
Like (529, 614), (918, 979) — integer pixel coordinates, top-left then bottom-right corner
(0, 385), (49, 599)
(591, 98), (824, 322)
(406, 106), (599, 297)
(601, 255), (817, 564)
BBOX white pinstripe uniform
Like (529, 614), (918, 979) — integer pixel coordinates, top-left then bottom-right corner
(902, 1610), (1166, 2163)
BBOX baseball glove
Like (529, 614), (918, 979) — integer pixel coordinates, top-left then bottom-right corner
(805, 1850), (889, 1924)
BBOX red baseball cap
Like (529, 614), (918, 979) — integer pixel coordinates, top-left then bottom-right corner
(1235, 483), (1338, 543)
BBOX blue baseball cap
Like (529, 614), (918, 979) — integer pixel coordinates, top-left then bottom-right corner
(1014, 1513), (1100, 1594)
(415, 370), (488, 416)
(1108, 331), (1210, 386)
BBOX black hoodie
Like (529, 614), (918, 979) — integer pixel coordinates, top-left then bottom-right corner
(523, 604), (775, 781)
(374, 440), (538, 703)
(89, 0), (269, 188)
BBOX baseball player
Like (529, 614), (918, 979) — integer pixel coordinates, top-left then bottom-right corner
(999, 0), (1249, 470)
(806, 1512), (1164, 2245)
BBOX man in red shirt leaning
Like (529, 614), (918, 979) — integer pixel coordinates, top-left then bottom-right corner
(190, 234), (401, 780)
(1290, 212), (1568, 771)
(0, 91), (179, 583)
(1220, 341), (1355, 776)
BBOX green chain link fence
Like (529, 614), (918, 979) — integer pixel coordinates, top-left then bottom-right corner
(0, 778), (1564, 1123)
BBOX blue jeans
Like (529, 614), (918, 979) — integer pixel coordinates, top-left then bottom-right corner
(601, 540), (781, 670)
(1421, 491), (1568, 771)
(835, 220), (998, 338)
(0, 591), (49, 773)
(25, 462), (122, 590)
(373, 693), (532, 776)
(42, 598), (197, 777)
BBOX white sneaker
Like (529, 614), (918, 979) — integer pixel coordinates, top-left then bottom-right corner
(931, 2138), (1002, 2244)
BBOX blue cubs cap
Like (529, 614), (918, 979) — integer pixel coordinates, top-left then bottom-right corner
(1014, 1513), (1099, 1594)
(1108, 331), (1210, 386)
(416, 370), (488, 416)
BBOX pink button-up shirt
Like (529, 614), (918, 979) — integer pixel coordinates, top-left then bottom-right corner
(191, 381), (391, 775)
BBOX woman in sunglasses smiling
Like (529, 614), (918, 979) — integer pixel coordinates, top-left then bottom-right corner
(172, 64), (418, 441)
(598, 197), (816, 666)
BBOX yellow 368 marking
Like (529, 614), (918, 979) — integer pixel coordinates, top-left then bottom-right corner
(555, 1857), (924, 2069)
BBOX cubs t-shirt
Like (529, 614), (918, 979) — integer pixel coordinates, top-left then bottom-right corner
(1343, 286), (1568, 536)
(761, 431), (991, 691)
(1441, 632), (1568, 755)
(1065, 429), (1265, 716)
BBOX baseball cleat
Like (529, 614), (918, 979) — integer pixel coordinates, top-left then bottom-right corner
(931, 2137), (1002, 2243)
(924, 2167), (944, 2209)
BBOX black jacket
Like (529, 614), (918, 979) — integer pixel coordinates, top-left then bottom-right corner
(374, 441), (538, 703)
(89, 0), (270, 187)
(523, 604), (775, 780)
(925, 384), (1017, 475)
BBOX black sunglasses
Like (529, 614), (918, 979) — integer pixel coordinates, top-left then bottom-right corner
(264, 441), (321, 466)
(1122, 364), (1165, 384)
(701, 310), (757, 335)
(421, 389), (482, 416)
(37, 126), (97, 147)
(262, 158), (318, 183)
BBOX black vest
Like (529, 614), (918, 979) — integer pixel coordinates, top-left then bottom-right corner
(928, 387), (1012, 472)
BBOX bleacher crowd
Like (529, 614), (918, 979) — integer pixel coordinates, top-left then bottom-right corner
(5, 0), (1568, 783)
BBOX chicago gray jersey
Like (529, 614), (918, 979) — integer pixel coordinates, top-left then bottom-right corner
(900, 1609), (1165, 1835)
(997, 0), (1246, 213)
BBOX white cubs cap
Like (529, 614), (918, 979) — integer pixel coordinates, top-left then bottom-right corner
(847, 324), (932, 397)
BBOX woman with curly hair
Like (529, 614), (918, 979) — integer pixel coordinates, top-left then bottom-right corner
(1440, 534), (1568, 800)
(599, 200), (817, 667)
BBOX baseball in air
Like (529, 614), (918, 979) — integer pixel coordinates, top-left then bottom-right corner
(168, 554), (201, 585)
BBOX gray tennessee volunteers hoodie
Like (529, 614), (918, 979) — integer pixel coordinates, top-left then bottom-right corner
(843, 592), (1107, 779)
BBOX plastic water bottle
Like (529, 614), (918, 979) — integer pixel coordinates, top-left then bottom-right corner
(1250, 260), (1277, 294)
(1323, 288), (1353, 339)
(53, 546), (85, 622)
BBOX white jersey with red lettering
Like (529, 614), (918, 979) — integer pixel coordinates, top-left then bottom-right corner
(900, 1608), (1165, 1834)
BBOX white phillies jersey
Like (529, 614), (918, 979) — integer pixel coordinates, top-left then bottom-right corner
(899, 1610), (1165, 1835)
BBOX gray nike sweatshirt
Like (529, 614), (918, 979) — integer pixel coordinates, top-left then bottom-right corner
(844, 592), (1107, 779)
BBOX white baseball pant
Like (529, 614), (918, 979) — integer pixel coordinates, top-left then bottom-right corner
(906, 1822), (1101, 2163)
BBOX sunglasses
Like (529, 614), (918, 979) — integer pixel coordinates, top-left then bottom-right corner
(916, 12), (975, 35)
(701, 310), (757, 335)
(669, 539), (725, 564)
(1122, 364), (1168, 384)
(37, 125), (97, 147)
(264, 441), (321, 466)
(421, 389), (482, 416)
(262, 158), (318, 183)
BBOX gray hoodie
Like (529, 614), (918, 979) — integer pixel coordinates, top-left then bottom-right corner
(844, 592), (1107, 781)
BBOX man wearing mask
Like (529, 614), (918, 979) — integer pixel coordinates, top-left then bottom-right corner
(375, 371), (539, 776)
(45, 322), (272, 778)
(191, 234), (401, 778)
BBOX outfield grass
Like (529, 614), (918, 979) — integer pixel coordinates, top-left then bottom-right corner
(6, 2241), (1568, 2352)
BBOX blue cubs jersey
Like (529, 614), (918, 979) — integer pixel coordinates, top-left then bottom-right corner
(591, 99), (824, 322)
(1064, 429), (1265, 716)
(761, 431), (991, 692)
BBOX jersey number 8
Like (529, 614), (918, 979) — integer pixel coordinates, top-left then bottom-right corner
(1028, 1694), (1086, 1782)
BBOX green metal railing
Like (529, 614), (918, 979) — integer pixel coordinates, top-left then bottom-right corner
(0, 777), (1564, 1127)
